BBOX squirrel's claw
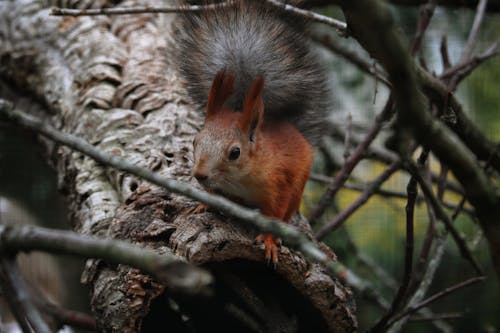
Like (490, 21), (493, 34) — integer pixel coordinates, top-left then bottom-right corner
(255, 233), (281, 267)
(189, 203), (209, 214)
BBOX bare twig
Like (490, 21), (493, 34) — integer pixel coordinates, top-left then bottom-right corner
(405, 159), (483, 275)
(309, 96), (394, 224)
(436, 164), (449, 202)
(407, 164), (439, 298)
(341, 228), (452, 332)
(0, 257), (51, 333)
(343, 230), (398, 291)
(409, 312), (463, 322)
(51, 3), (227, 16)
(389, 276), (486, 325)
(39, 302), (97, 331)
(0, 224), (212, 296)
(460, 0), (489, 62)
(440, 35), (451, 69)
(441, 39), (500, 83)
(371, 150), (429, 333)
(343, 113), (353, 161)
(410, 1), (437, 56)
(387, 229), (447, 333)
(310, 32), (390, 86)
(315, 160), (401, 238)
(265, 0), (347, 33)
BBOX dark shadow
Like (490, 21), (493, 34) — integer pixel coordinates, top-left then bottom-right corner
(142, 259), (329, 333)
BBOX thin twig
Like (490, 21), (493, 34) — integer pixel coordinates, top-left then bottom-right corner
(0, 257), (51, 333)
(441, 39), (500, 83)
(370, 150), (429, 333)
(407, 163), (439, 299)
(409, 312), (463, 322)
(343, 113), (353, 161)
(440, 35), (451, 69)
(405, 159), (482, 274)
(389, 276), (486, 325)
(341, 228), (451, 332)
(387, 230), (448, 333)
(315, 160), (401, 238)
(460, 0), (489, 62)
(309, 96), (394, 224)
(410, 1), (437, 56)
(310, 32), (390, 86)
(51, 3), (227, 16)
(436, 164), (449, 202)
(41, 303), (97, 332)
(342, 229), (398, 291)
(265, 0), (347, 33)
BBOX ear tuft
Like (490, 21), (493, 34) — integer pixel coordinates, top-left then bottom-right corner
(241, 75), (265, 141)
(206, 68), (235, 119)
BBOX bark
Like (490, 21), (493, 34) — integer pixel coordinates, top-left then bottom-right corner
(0, 1), (356, 332)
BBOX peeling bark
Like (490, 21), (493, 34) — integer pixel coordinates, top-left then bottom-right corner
(0, 1), (356, 332)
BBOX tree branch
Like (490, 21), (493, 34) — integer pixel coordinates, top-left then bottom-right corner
(417, 63), (500, 172)
(0, 257), (51, 333)
(315, 160), (401, 238)
(386, 0), (500, 12)
(309, 96), (394, 224)
(0, 223), (212, 296)
(338, 0), (500, 277)
(265, 0), (347, 33)
(460, 0), (488, 62)
(388, 276), (486, 326)
(405, 159), (482, 274)
(51, 3), (227, 16)
(310, 32), (390, 86)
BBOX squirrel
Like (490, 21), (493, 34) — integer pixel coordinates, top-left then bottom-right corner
(175, 0), (331, 265)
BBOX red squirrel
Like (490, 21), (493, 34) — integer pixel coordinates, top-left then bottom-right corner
(175, 0), (330, 264)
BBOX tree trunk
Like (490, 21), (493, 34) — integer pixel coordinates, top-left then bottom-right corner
(0, 1), (356, 332)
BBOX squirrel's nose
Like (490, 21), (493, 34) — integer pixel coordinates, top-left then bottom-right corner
(194, 171), (208, 182)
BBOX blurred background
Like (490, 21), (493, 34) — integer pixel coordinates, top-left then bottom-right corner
(305, 4), (500, 333)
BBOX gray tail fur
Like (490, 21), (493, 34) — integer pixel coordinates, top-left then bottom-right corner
(174, 0), (331, 143)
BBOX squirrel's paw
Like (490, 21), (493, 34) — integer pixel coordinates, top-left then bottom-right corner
(189, 203), (209, 214)
(255, 233), (282, 267)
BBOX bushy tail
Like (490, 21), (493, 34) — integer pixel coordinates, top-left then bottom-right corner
(174, 0), (331, 143)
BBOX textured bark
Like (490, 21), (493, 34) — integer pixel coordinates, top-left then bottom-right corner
(0, 1), (356, 332)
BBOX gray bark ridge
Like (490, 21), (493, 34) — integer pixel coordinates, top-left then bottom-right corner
(0, 0), (356, 332)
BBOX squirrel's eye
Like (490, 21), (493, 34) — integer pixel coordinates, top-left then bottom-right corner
(228, 147), (240, 161)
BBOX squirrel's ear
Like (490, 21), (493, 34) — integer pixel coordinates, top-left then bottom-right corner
(241, 75), (264, 142)
(206, 68), (234, 120)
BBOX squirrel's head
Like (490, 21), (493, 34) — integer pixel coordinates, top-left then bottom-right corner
(192, 69), (264, 198)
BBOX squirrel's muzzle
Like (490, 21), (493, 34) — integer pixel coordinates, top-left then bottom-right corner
(193, 170), (208, 183)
